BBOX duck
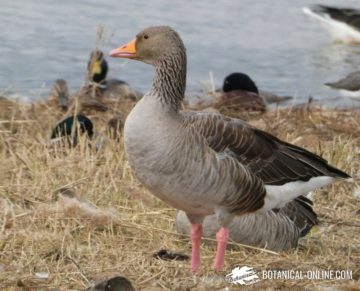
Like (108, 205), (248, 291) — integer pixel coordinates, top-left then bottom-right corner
(85, 50), (142, 101)
(47, 67), (107, 115)
(216, 72), (266, 112)
(50, 115), (119, 151)
(50, 115), (94, 147)
(70, 50), (113, 110)
(88, 50), (109, 84)
(49, 50), (142, 115)
(47, 79), (69, 111)
(222, 72), (292, 104)
(66, 50), (141, 115)
(191, 73), (266, 112)
(109, 26), (351, 271)
(176, 195), (318, 251)
(85, 276), (134, 291)
(107, 114), (125, 141)
(325, 71), (360, 99)
(191, 73), (292, 112)
(302, 5), (360, 44)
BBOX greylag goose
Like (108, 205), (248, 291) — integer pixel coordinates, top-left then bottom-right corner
(110, 26), (351, 271)
(222, 72), (292, 105)
(176, 195), (318, 251)
(325, 71), (360, 99)
(302, 5), (360, 44)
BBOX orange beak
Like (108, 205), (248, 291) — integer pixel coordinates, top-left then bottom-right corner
(109, 38), (137, 59)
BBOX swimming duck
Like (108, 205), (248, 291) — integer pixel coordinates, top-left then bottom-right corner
(302, 5), (360, 44)
(176, 195), (318, 251)
(50, 115), (93, 147)
(47, 79), (69, 110)
(110, 26), (350, 271)
(325, 71), (360, 99)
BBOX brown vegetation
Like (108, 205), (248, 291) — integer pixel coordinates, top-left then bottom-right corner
(0, 97), (359, 290)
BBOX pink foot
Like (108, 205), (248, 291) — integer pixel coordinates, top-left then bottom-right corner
(213, 227), (229, 271)
(190, 224), (203, 272)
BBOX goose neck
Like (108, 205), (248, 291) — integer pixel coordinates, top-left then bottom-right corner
(151, 51), (187, 111)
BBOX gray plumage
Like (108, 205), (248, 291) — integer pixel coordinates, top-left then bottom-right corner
(120, 25), (349, 222)
(325, 71), (360, 91)
(176, 196), (318, 252)
(111, 26), (350, 269)
(104, 79), (143, 101)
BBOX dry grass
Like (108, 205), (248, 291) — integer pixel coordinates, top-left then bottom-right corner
(0, 97), (359, 291)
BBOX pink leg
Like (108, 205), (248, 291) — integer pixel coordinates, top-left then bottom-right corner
(190, 223), (203, 272)
(213, 227), (229, 271)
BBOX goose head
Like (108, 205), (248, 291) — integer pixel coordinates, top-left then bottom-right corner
(109, 26), (186, 66)
(110, 26), (187, 109)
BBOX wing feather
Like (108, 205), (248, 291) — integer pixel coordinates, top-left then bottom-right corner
(182, 111), (350, 186)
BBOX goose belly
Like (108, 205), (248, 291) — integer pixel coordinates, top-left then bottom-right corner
(125, 137), (218, 215)
(124, 100), (217, 215)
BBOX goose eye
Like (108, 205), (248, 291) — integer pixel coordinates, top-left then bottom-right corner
(144, 34), (149, 39)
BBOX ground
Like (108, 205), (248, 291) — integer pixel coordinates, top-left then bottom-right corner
(0, 97), (359, 290)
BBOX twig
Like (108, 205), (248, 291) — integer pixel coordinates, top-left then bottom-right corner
(138, 269), (165, 285)
(66, 255), (91, 285)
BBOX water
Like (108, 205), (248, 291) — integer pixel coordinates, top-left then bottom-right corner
(1, 0), (360, 107)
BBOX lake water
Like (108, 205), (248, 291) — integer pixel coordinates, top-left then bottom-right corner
(1, 0), (360, 107)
